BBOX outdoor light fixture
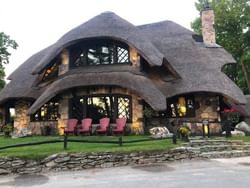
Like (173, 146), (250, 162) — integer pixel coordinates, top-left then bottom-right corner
(202, 119), (210, 138)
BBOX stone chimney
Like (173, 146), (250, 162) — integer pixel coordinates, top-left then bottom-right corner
(201, 2), (216, 46)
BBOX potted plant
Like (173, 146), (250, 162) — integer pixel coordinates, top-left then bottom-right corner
(2, 123), (13, 137)
(178, 125), (190, 142)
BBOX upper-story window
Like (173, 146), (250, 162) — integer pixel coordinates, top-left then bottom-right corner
(41, 57), (60, 83)
(70, 40), (130, 67)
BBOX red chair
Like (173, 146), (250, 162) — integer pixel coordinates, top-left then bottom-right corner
(112, 118), (127, 135)
(64, 119), (78, 135)
(79, 118), (92, 135)
(96, 117), (110, 135)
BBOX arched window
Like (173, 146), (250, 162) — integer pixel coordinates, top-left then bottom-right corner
(69, 40), (130, 67)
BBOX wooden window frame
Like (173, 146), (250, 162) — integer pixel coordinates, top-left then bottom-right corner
(69, 94), (132, 123)
(30, 100), (59, 122)
(70, 40), (130, 68)
(166, 94), (196, 118)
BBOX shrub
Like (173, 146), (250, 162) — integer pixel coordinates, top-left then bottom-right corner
(2, 124), (13, 137)
(178, 126), (190, 141)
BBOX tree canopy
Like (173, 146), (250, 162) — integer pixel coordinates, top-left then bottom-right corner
(191, 0), (250, 94)
(0, 32), (18, 89)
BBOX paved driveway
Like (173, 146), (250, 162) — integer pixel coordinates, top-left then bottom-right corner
(1, 157), (250, 188)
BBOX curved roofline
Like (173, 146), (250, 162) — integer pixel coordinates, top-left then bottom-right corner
(27, 72), (167, 115)
(32, 12), (165, 74)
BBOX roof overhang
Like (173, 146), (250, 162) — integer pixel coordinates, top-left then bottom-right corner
(27, 72), (167, 115)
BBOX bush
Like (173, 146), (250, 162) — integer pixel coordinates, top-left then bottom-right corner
(178, 126), (190, 141)
(2, 124), (13, 137)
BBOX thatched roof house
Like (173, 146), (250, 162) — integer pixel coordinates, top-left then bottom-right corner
(0, 10), (247, 135)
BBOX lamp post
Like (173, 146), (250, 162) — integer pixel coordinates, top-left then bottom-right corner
(202, 119), (210, 138)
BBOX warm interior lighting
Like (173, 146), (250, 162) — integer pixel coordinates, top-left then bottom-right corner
(130, 48), (139, 64)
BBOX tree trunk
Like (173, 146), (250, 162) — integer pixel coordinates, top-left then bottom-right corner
(239, 59), (250, 94)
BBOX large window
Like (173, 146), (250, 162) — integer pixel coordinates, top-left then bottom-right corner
(167, 95), (195, 118)
(70, 40), (130, 67)
(69, 95), (132, 124)
(31, 100), (59, 121)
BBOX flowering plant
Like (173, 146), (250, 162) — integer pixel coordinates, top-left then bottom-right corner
(222, 108), (240, 123)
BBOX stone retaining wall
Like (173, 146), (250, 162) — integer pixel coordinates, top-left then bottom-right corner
(0, 148), (199, 175)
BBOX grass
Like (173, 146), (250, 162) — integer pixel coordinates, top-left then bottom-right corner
(227, 136), (250, 142)
(0, 135), (178, 159)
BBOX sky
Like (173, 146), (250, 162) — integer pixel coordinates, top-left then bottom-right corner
(0, 0), (199, 78)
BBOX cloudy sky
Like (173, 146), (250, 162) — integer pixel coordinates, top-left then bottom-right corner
(0, 0), (199, 78)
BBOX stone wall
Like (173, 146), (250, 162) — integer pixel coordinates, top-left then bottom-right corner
(0, 148), (199, 175)
(145, 94), (222, 135)
(13, 101), (30, 134)
(192, 94), (221, 134)
(29, 121), (58, 135)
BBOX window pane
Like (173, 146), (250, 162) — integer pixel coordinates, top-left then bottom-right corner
(117, 46), (129, 63)
(70, 41), (129, 67)
(100, 46), (110, 64)
(74, 52), (86, 67)
(87, 97), (113, 123)
(118, 97), (130, 119)
(88, 48), (100, 65)
(167, 95), (195, 118)
(31, 101), (59, 121)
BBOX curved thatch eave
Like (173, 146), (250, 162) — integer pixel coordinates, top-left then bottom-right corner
(137, 21), (236, 70)
(0, 46), (52, 105)
(156, 69), (246, 104)
(32, 12), (165, 74)
(27, 72), (166, 115)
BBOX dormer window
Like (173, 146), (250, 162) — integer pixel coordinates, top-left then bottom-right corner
(41, 57), (60, 83)
(70, 40), (130, 67)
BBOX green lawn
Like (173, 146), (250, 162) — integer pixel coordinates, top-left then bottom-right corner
(0, 135), (178, 159)
(227, 136), (250, 142)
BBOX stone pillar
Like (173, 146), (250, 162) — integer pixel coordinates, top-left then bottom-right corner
(57, 94), (70, 135)
(131, 95), (144, 134)
(58, 49), (69, 75)
(129, 47), (140, 68)
(201, 4), (216, 46)
(13, 101), (30, 133)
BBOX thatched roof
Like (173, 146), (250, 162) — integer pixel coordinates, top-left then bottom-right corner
(32, 12), (165, 74)
(0, 11), (246, 112)
(138, 21), (246, 103)
(0, 46), (52, 104)
(27, 72), (167, 114)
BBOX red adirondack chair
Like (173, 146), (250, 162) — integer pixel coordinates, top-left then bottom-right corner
(112, 118), (127, 135)
(64, 118), (78, 135)
(96, 117), (110, 135)
(79, 118), (92, 135)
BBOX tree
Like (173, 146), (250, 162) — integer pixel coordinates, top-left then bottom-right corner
(191, 0), (250, 94)
(0, 32), (18, 89)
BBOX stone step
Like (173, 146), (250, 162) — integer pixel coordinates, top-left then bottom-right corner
(198, 144), (250, 152)
(199, 150), (250, 159)
(188, 139), (246, 147)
